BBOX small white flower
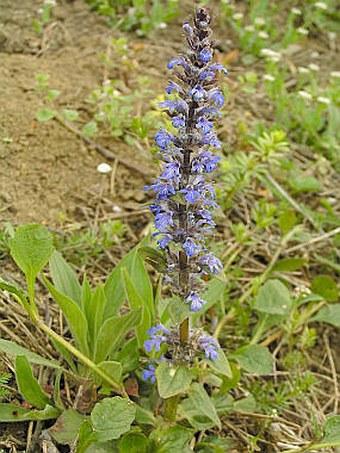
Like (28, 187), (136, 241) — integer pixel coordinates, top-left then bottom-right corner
(221, 0), (230, 4)
(292, 7), (302, 15)
(245, 25), (255, 32)
(263, 74), (275, 82)
(113, 89), (121, 96)
(314, 2), (328, 10)
(158, 22), (167, 29)
(330, 71), (340, 78)
(44, 0), (57, 5)
(328, 32), (336, 41)
(297, 27), (309, 35)
(103, 79), (111, 86)
(260, 48), (282, 61)
(298, 66), (310, 74)
(233, 12), (244, 21)
(97, 163), (112, 174)
(258, 31), (269, 39)
(298, 90), (313, 100)
(309, 63), (320, 71)
(254, 17), (266, 26)
(317, 96), (331, 105)
(310, 51), (320, 58)
(112, 205), (122, 213)
(37, 8), (43, 13)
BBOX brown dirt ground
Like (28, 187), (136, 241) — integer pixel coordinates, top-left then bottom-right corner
(0, 0), (161, 227)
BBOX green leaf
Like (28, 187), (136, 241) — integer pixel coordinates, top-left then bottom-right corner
(10, 224), (54, 303)
(232, 344), (273, 375)
(0, 403), (59, 422)
(104, 239), (153, 320)
(254, 279), (292, 316)
(94, 308), (142, 363)
(90, 397), (136, 442)
(311, 275), (338, 302)
(49, 409), (86, 445)
(35, 108), (57, 122)
(178, 383), (221, 430)
(42, 276), (89, 355)
(191, 278), (227, 323)
(85, 285), (107, 353)
(196, 436), (234, 452)
(156, 362), (192, 399)
(272, 258), (307, 272)
(278, 209), (296, 234)
(311, 304), (340, 327)
(49, 251), (81, 305)
(95, 361), (122, 386)
(15, 355), (50, 409)
(113, 337), (139, 373)
(121, 268), (153, 346)
(233, 394), (257, 413)
(288, 171), (322, 193)
(45, 89), (60, 101)
(211, 393), (234, 416)
(138, 246), (167, 272)
(82, 121), (98, 138)
(0, 277), (30, 312)
(62, 109), (79, 121)
(150, 426), (193, 453)
(316, 415), (340, 447)
(135, 405), (155, 425)
(0, 339), (61, 369)
(118, 432), (148, 453)
(207, 349), (232, 377)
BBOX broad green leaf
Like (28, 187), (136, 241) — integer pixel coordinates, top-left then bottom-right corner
(254, 279), (292, 316)
(62, 109), (79, 121)
(36, 108), (57, 122)
(49, 409), (86, 445)
(178, 383), (221, 430)
(196, 436), (234, 452)
(45, 89), (60, 101)
(10, 224), (54, 302)
(272, 258), (307, 272)
(42, 276), (89, 355)
(288, 171), (322, 193)
(138, 246), (167, 272)
(49, 251), (81, 305)
(278, 209), (296, 234)
(207, 349), (232, 378)
(312, 304), (340, 327)
(232, 344), (273, 375)
(112, 337), (139, 373)
(191, 278), (227, 323)
(118, 432), (148, 453)
(104, 240), (152, 319)
(94, 308), (142, 363)
(211, 393), (234, 416)
(160, 296), (189, 325)
(122, 268), (153, 346)
(156, 362), (192, 399)
(82, 121), (98, 138)
(90, 397), (136, 442)
(315, 415), (340, 447)
(233, 394), (257, 413)
(0, 339), (61, 369)
(311, 275), (338, 302)
(15, 355), (50, 409)
(0, 403), (59, 422)
(150, 426), (193, 453)
(135, 405), (155, 425)
(95, 361), (122, 385)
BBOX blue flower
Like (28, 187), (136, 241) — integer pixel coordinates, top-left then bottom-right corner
(166, 81), (181, 94)
(208, 88), (224, 108)
(210, 63), (228, 75)
(189, 85), (206, 102)
(172, 115), (186, 128)
(200, 48), (212, 63)
(144, 325), (170, 352)
(196, 117), (213, 134)
(180, 186), (201, 203)
(202, 132), (221, 148)
(142, 364), (156, 383)
(147, 180), (176, 199)
(198, 151), (221, 172)
(199, 253), (223, 274)
(159, 100), (188, 114)
(158, 234), (172, 249)
(161, 162), (180, 180)
(198, 335), (220, 360)
(186, 291), (206, 311)
(183, 21), (193, 36)
(182, 237), (200, 257)
(155, 129), (173, 149)
(154, 211), (174, 232)
(167, 57), (188, 69)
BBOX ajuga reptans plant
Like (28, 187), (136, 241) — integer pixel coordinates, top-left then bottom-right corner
(144, 7), (228, 382)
